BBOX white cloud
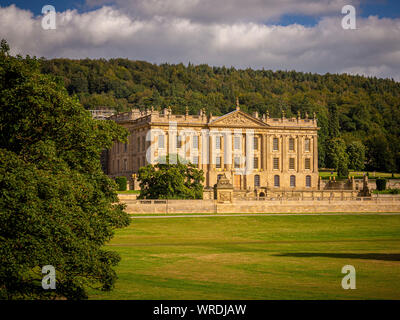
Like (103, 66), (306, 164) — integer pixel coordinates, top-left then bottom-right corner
(85, 0), (358, 23)
(0, 4), (399, 80)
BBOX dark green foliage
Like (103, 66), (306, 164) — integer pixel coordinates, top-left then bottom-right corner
(137, 156), (204, 199)
(38, 53), (400, 173)
(115, 176), (127, 191)
(0, 40), (130, 300)
(337, 160), (349, 179)
(346, 141), (366, 171)
(376, 178), (387, 191)
(328, 102), (340, 139)
(326, 137), (348, 171)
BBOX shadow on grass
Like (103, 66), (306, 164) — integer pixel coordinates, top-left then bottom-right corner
(274, 253), (400, 261)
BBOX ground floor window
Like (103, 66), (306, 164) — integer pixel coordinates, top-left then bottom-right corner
(274, 175), (280, 187)
(290, 175), (296, 187)
(254, 175), (260, 187)
(306, 175), (311, 187)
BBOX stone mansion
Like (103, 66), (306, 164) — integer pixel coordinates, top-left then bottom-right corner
(106, 102), (319, 192)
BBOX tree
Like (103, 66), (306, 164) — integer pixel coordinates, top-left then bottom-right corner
(0, 40), (130, 300)
(137, 156), (204, 199)
(346, 141), (366, 171)
(365, 133), (395, 172)
(328, 102), (340, 139)
(325, 137), (349, 176)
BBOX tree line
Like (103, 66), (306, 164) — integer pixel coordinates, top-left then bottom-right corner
(40, 58), (400, 173)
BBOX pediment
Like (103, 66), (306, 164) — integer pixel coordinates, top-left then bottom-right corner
(210, 110), (268, 128)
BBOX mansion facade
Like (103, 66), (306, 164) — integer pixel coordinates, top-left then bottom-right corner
(107, 103), (319, 192)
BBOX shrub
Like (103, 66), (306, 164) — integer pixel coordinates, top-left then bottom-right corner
(115, 176), (127, 191)
(389, 189), (400, 194)
(376, 178), (387, 191)
(337, 161), (349, 179)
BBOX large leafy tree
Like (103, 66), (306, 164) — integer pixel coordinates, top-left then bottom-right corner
(137, 156), (204, 199)
(0, 40), (130, 300)
(346, 141), (366, 171)
(325, 137), (349, 176)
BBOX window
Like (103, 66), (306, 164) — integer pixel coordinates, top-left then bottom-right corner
(142, 156), (145, 167)
(137, 157), (140, 169)
(254, 137), (258, 150)
(289, 138), (295, 151)
(123, 159), (127, 171)
(290, 175), (296, 187)
(193, 156), (199, 165)
(234, 136), (241, 150)
(193, 135), (199, 149)
(306, 175), (311, 187)
(254, 175), (260, 187)
(217, 174), (223, 181)
(137, 137), (140, 152)
(216, 136), (221, 149)
(176, 135), (182, 148)
(274, 175), (280, 187)
(254, 157), (259, 169)
(289, 158), (295, 170)
(142, 136), (145, 151)
(216, 156), (222, 168)
(273, 137), (279, 151)
(117, 159), (120, 171)
(158, 134), (165, 148)
(273, 157), (279, 170)
(124, 143), (128, 152)
(234, 156), (240, 168)
(305, 138), (310, 152)
(305, 158), (311, 170)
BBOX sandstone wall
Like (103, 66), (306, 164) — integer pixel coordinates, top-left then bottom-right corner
(119, 195), (400, 214)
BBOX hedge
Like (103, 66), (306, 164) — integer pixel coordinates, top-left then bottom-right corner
(376, 178), (387, 191)
(115, 176), (127, 191)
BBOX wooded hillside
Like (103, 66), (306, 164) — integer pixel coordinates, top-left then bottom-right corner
(40, 58), (400, 173)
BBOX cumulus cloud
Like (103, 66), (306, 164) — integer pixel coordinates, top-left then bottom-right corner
(0, 4), (399, 80)
(85, 0), (358, 24)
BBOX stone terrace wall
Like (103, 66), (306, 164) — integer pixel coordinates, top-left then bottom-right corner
(119, 195), (400, 214)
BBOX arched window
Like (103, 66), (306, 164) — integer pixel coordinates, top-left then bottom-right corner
(254, 175), (260, 187)
(290, 175), (296, 187)
(274, 175), (280, 187)
(306, 175), (311, 187)
(217, 174), (223, 181)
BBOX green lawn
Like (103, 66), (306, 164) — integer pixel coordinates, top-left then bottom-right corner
(89, 215), (400, 300)
(117, 190), (140, 194)
(319, 171), (400, 180)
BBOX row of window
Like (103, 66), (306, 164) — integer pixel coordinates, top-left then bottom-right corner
(273, 175), (312, 188)
(216, 174), (312, 188)
(116, 136), (312, 153)
(158, 136), (312, 152)
(213, 157), (311, 170)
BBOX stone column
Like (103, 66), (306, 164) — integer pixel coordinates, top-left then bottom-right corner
(298, 135), (303, 172)
(281, 135), (285, 173)
(313, 135), (318, 172)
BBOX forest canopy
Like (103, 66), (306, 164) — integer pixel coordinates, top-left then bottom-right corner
(39, 58), (400, 173)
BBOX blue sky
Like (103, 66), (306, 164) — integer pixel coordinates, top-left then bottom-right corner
(1, 0), (399, 80)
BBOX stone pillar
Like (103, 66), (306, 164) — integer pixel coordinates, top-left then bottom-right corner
(297, 135), (302, 172)
(281, 135), (285, 173)
(313, 135), (318, 172)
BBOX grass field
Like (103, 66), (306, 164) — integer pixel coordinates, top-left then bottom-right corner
(88, 214), (400, 300)
(319, 171), (400, 179)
